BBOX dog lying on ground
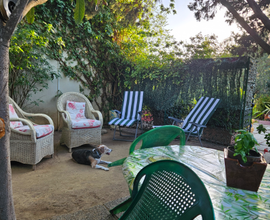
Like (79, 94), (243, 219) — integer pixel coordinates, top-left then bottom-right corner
(72, 145), (112, 171)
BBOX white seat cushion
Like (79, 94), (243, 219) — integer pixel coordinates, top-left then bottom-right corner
(71, 119), (101, 129)
(15, 124), (54, 138)
(66, 101), (86, 119)
(9, 104), (23, 129)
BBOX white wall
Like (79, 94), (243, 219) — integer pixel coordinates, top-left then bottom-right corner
(24, 59), (84, 130)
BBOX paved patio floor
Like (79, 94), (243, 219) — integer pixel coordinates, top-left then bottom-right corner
(11, 125), (269, 220)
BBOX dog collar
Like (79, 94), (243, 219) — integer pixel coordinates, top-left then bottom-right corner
(92, 148), (100, 157)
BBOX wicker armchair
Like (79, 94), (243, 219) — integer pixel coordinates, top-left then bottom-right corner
(9, 97), (54, 170)
(57, 92), (103, 152)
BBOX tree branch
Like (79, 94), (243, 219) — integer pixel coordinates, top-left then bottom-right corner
(22, 0), (48, 17)
(246, 0), (270, 31)
(219, 0), (270, 54)
(4, 0), (29, 41)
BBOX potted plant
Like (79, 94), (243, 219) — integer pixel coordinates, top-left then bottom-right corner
(224, 130), (267, 192)
(227, 130), (261, 166)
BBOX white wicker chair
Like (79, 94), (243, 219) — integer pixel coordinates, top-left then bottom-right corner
(9, 97), (54, 170)
(57, 92), (103, 152)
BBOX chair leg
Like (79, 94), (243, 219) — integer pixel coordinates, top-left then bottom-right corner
(134, 123), (139, 139)
(119, 126), (135, 138)
(186, 124), (195, 142)
(186, 128), (203, 147)
(186, 131), (192, 142)
(198, 135), (203, 147)
(140, 120), (144, 135)
(32, 165), (36, 171)
(113, 124), (138, 142)
(113, 125), (118, 140)
(197, 127), (203, 147)
(110, 197), (133, 215)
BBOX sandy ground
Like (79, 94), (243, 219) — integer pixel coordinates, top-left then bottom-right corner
(11, 128), (226, 220)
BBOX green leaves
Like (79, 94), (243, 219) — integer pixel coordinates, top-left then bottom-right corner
(26, 7), (35, 24)
(233, 129), (259, 163)
(9, 23), (60, 107)
(74, 0), (85, 24)
(257, 124), (266, 134)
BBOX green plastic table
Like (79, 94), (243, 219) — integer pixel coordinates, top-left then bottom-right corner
(122, 145), (270, 219)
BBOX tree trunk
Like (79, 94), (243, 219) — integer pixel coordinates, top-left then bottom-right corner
(0, 40), (16, 219)
(0, 1), (30, 219)
(219, 0), (270, 54)
(246, 0), (270, 31)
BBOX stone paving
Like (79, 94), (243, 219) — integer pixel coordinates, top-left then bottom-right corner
(252, 122), (270, 163)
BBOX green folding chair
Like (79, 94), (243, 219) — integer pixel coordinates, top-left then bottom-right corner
(169, 96), (221, 147)
(108, 125), (186, 168)
(109, 91), (144, 141)
(116, 160), (215, 220)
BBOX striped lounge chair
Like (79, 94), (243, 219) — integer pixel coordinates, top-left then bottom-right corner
(168, 97), (221, 147)
(109, 91), (144, 141)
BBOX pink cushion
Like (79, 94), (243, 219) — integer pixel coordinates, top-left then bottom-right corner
(66, 101), (86, 120)
(10, 121), (24, 129)
(9, 104), (23, 128)
(14, 124), (54, 138)
(71, 119), (101, 129)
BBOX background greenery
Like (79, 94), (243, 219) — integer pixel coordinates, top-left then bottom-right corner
(9, 0), (270, 128)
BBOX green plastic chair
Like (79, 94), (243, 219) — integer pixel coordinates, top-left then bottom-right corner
(117, 160), (215, 220)
(108, 125), (186, 168)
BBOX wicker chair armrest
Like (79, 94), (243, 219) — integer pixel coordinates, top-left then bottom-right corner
(23, 112), (54, 126)
(58, 109), (72, 129)
(91, 110), (103, 127)
(10, 118), (36, 142)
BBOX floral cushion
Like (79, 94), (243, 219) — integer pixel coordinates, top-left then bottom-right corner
(14, 124), (54, 138)
(66, 101), (86, 120)
(9, 104), (23, 129)
(71, 119), (101, 129)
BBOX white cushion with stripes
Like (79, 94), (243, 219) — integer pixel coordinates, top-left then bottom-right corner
(109, 91), (144, 127)
(181, 97), (220, 134)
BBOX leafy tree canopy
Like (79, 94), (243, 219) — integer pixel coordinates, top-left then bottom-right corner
(28, 0), (179, 119)
(9, 22), (60, 108)
(188, 0), (270, 54)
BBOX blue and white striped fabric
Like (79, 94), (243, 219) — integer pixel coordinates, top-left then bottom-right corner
(109, 91), (144, 127)
(181, 97), (221, 135)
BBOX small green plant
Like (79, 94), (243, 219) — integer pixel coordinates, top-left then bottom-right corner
(257, 124), (267, 134)
(254, 103), (270, 119)
(256, 124), (270, 148)
(265, 134), (270, 148)
(233, 129), (259, 163)
(254, 94), (270, 119)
